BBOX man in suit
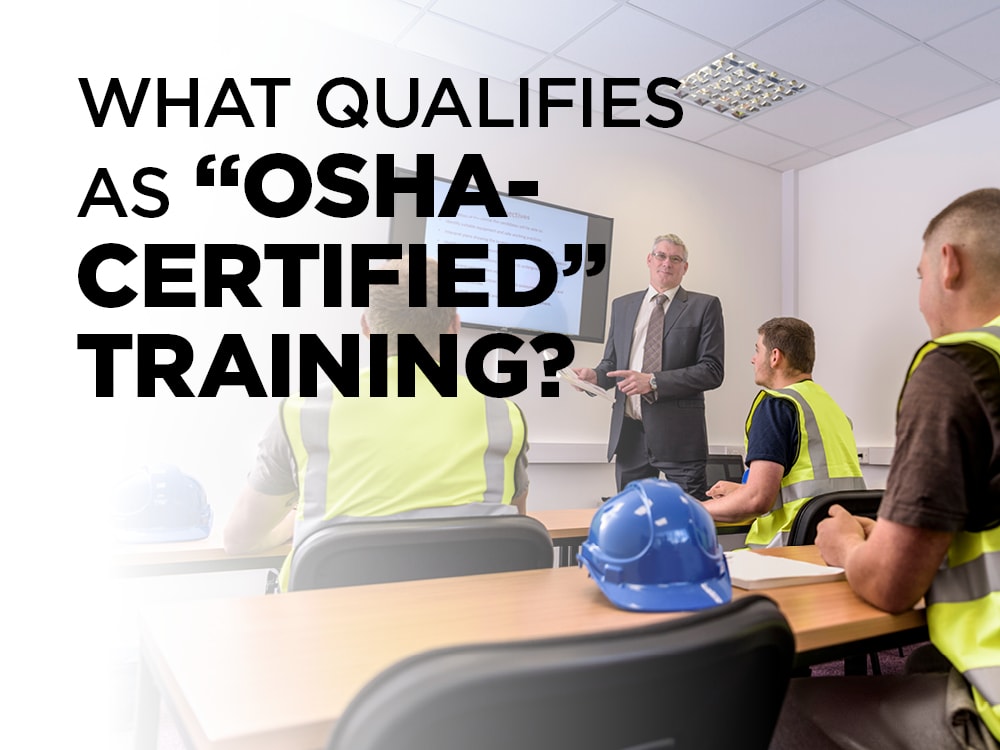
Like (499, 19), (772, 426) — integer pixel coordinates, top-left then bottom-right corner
(573, 234), (725, 498)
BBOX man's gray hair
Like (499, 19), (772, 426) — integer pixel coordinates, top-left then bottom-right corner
(652, 233), (687, 260)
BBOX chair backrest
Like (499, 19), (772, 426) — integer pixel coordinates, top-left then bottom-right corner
(787, 489), (884, 546)
(327, 595), (794, 750)
(706, 453), (746, 486)
(288, 515), (554, 591)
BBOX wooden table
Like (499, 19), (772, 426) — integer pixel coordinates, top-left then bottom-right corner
(113, 509), (750, 576)
(114, 508), (607, 576)
(530, 508), (750, 565)
(112, 532), (291, 577)
(528, 507), (595, 565)
(135, 545), (927, 750)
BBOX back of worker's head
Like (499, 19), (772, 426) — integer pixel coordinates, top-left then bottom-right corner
(923, 187), (1000, 292)
(758, 317), (815, 375)
(363, 257), (458, 357)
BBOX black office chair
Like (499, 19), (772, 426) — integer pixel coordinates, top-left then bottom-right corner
(287, 514), (554, 591)
(787, 489), (883, 547)
(598, 455), (745, 503)
(788, 489), (884, 674)
(327, 595), (793, 750)
(706, 453), (746, 487)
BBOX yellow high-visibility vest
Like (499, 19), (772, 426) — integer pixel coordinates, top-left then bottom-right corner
(744, 380), (865, 548)
(277, 357), (526, 588)
(914, 318), (1000, 741)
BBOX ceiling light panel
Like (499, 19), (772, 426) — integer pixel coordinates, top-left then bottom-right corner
(675, 52), (807, 119)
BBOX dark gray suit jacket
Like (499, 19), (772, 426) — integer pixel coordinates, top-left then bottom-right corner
(595, 286), (725, 463)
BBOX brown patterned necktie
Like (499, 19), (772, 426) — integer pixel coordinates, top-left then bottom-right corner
(641, 294), (667, 403)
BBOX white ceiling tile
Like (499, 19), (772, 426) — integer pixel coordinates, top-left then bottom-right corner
(397, 14), (547, 81)
(297, 0), (421, 44)
(613, 97), (737, 140)
(559, 5), (727, 80)
(769, 149), (834, 171)
(699, 125), (807, 166)
(898, 84), (1000, 127)
(746, 90), (888, 148)
(429, 0), (617, 52)
(628, 0), (817, 46)
(819, 119), (912, 156)
(928, 8), (1000, 79)
(302, 1), (1000, 166)
(662, 104), (738, 141)
(829, 46), (986, 117)
(739, 0), (915, 85)
(844, 0), (1000, 40)
(527, 57), (605, 90)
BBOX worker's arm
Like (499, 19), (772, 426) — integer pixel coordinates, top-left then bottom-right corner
(815, 506), (952, 613)
(702, 460), (783, 523)
(223, 485), (297, 554)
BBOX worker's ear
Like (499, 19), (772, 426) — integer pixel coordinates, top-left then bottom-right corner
(361, 313), (370, 339)
(447, 313), (461, 335)
(939, 243), (963, 291)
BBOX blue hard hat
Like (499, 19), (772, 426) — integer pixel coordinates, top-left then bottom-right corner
(578, 478), (732, 612)
(112, 464), (213, 543)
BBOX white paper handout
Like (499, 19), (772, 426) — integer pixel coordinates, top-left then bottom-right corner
(725, 549), (846, 590)
(556, 367), (616, 401)
(541, 350), (615, 401)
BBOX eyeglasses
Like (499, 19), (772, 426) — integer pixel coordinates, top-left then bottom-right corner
(650, 251), (686, 264)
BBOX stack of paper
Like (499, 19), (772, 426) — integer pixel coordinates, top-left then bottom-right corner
(555, 368), (615, 401)
(725, 549), (845, 590)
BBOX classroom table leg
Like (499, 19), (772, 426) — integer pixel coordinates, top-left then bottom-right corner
(567, 542), (580, 567)
(553, 539), (584, 567)
(133, 657), (161, 750)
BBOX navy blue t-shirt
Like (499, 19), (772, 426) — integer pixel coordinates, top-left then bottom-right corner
(744, 394), (799, 477)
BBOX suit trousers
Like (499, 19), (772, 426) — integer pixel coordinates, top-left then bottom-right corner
(614, 417), (708, 500)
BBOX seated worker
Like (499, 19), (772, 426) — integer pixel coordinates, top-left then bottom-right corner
(770, 188), (1000, 749)
(702, 317), (865, 547)
(223, 257), (529, 589)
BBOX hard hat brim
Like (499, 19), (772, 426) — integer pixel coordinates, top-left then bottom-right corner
(581, 556), (733, 612)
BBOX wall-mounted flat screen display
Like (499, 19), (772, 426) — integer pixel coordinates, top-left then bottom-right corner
(388, 167), (613, 343)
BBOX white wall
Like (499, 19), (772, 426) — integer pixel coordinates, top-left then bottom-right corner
(795, 98), (1000, 449)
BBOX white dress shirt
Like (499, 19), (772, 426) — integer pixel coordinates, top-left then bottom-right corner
(626, 285), (677, 419)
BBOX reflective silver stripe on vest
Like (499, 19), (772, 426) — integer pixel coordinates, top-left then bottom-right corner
(774, 388), (865, 505)
(967, 666), (1000, 705)
(927, 549), (1000, 605)
(293, 391), (334, 547)
(482, 397), (514, 505)
(325, 503), (519, 523)
(292, 391), (515, 546)
(779, 475), (867, 503)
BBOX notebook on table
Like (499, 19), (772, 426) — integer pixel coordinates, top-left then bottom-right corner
(725, 549), (845, 590)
